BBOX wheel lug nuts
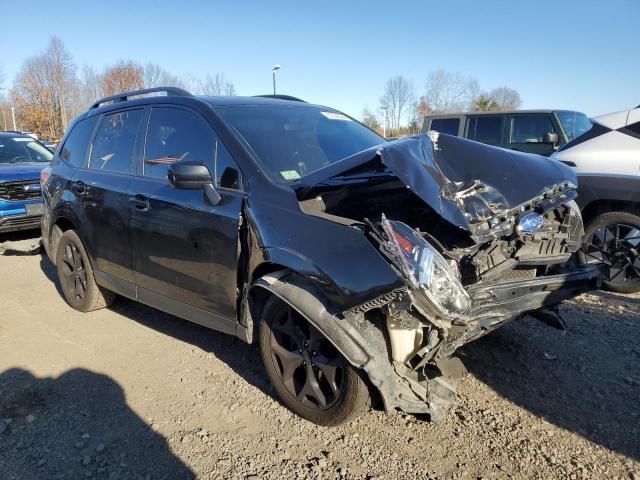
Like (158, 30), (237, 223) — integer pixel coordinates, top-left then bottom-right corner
(312, 351), (317, 356)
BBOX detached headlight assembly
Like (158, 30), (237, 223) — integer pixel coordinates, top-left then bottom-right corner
(382, 218), (471, 318)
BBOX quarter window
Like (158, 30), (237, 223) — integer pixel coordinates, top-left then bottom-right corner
(510, 115), (555, 143)
(430, 118), (460, 136)
(60, 116), (98, 167)
(466, 117), (503, 144)
(89, 110), (143, 173)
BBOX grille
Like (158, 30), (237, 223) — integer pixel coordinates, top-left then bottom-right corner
(0, 180), (42, 201)
(0, 216), (41, 232)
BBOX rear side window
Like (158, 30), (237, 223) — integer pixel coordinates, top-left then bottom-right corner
(467, 116), (503, 144)
(60, 116), (98, 167)
(510, 115), (555, 143)
(430, 118), (460, 136)
(89, 109), (143, 174)
(143, 107), (214, 179)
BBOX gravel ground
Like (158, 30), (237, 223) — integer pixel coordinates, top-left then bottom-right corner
(0, 233), (638, 480)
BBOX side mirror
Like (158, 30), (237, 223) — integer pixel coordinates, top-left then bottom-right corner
(168, 161), (220, 205)
(543, 132), (559, 145)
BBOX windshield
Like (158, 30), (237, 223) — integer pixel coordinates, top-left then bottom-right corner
(556, 111), (593, 142)
(0, 136), (53, 164)
(216, 105), (384, 181)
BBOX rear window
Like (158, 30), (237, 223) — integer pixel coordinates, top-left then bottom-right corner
(466, 116), (503, 145)
(429, 118), (460, 136)
(89, 109), (143, 174)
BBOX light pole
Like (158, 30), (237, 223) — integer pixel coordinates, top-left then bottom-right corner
(11, 107), (17, 131)
(272, 64), (281, 95)
(381, 106), (389, 138)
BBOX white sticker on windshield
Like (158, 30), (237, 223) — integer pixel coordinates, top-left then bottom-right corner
(280, 170), (301, 180)
(320, 111), (352, 121)
(12, 138), (32, 142)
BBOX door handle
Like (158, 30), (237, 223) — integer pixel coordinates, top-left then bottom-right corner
(71, 181), (86, 195)
(129, 195), (150, 211)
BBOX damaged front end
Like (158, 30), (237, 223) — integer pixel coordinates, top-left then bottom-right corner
(290, 133), (600, 419)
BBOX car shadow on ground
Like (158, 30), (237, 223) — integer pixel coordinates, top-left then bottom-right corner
(460, 302), (640, 461)
(0, 367), (195, 479)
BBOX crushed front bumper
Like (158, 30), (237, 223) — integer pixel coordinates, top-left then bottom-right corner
(374, 265), (601, 418)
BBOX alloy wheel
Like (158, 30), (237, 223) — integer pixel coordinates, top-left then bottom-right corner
(60, 243), (88, 300)
(267, 307), (345, 410)
(583, 223), (640, 285)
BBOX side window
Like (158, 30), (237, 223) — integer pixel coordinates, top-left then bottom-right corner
(60, 116), (99, 167)
(430, 118), (460, 136)
(144, 107), (214, 179)
(144, 107), (242, 190)
(467, 116), (503, 145)
(511, 115), (555, 143)
(89, 109), (143, 173)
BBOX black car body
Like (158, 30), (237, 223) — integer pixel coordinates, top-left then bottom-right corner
(42, 88), (599, 424)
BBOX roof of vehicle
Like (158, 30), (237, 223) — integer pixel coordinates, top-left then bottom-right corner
(0, 131), (32, 138)
(424, 109), (583, 118)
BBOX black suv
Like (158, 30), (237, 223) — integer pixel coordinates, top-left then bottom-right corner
(42, 88), (599, 425)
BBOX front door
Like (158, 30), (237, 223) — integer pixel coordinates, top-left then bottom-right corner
(73, 108), (145, 285)
(130, 106), (244, 332)
(507, 114), (557, 156)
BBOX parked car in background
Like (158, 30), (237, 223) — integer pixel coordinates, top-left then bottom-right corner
(0, 131), (52, 233)
(422, 110), (592, 156)
(42, 88), (599, 425)
(552, 105), (640, 293)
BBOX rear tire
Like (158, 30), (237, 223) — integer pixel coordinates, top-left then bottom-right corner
(580, 211), (640, 294)
(55, 230), (116, 312)
(259, 296), (370, 426)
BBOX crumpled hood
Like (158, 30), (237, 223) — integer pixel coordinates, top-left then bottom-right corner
(0, 163), (48, 182)
(379, 133), (577, 228)
(298, 133), (578, 240)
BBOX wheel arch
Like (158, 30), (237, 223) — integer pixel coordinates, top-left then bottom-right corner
(581, 199), (640, 224)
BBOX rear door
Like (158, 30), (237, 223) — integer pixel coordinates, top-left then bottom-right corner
(507, 113), (558, 156)
(72, 108), (145, 287)
(465, 115), (504, 146)
(130, 106), (244, 332)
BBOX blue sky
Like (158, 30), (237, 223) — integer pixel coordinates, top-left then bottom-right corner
(1, 0), (638, 118)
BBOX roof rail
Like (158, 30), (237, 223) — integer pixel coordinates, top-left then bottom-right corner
(254, 94), (307, 103)
(90, 87), (192, 109)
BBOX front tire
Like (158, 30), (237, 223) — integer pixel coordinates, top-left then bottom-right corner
(55, 230), (116, 312)
(259, 296), (370, 426)
(580, 211), (640, 294)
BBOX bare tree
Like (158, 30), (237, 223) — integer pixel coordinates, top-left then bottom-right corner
(11, 37), (76, 138)
(424, 69), (477, 113)
(101, 60), (144, 97)
(196, 73), (236, 96)
(144, 63), (180, 88)
(488, 86), (522, 110)
(379, 76), (413, 135)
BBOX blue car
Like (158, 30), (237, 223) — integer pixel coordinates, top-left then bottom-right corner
(0, 132), (53, 234)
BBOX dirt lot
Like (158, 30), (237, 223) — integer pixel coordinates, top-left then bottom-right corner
(0, 232), (638, 480)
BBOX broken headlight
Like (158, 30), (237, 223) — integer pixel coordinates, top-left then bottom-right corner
(382, 218), (471, 318)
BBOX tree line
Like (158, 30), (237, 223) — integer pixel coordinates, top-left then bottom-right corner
(0, 37), (236, 140)
(364, 70), (522, 136)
